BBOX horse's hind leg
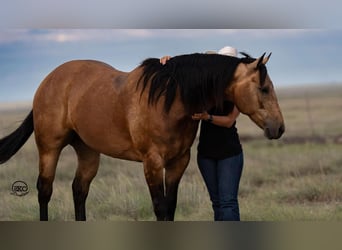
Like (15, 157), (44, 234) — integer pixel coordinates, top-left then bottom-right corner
(36, 128), (72, 220)
(71, 138), (100, 221)
(36, 147), (62, 221)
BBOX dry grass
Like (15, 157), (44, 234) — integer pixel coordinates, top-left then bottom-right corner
(0, 84), (341, 221)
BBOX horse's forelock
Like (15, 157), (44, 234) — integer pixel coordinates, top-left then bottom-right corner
(240, 54), (268, 86)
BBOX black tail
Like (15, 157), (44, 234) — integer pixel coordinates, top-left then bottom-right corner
(0, 110), (34, 164)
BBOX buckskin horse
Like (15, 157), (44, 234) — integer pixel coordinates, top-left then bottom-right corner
(0, 52), (284, 221)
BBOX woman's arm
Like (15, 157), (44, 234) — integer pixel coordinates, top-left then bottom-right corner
(192, 106), (240, 128)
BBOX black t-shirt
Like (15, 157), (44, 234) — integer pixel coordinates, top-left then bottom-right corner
(197, 101), (242, 159)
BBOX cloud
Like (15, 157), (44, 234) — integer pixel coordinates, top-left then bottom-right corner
(0, 29), (30, 43)
(0, 29), (318, 45)
(0, 29), (175, 44)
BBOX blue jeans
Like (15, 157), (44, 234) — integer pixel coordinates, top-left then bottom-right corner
(197, 153), (244, 221)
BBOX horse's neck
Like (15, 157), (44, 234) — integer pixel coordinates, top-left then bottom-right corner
(225, 63), (249, 103)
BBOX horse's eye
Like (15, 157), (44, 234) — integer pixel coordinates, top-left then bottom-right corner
(260, 86), (269, 94)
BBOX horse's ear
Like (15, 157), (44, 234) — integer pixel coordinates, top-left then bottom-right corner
(256, 53), (266, 68)
(262, 52), (272, 65)
(249, 53), (266, 70)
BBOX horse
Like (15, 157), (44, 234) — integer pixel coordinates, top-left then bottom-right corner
(0, 52), (284, 221)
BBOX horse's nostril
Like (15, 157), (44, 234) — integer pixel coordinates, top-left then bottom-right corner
(264, 127), (272, 139)
(278, 124), (285, 136)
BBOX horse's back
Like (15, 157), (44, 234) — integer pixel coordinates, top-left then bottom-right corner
(33, 59), (127, 121)
(34, 59), (124, 99)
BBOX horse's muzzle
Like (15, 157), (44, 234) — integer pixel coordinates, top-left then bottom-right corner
(264, 122), (285, 139)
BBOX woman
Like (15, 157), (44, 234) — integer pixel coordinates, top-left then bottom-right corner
(160, 46), (244, 221)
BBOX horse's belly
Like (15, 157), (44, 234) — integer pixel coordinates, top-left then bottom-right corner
(74, 121), (142, 162)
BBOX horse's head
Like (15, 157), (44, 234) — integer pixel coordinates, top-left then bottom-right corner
(228, 53), (285, 139)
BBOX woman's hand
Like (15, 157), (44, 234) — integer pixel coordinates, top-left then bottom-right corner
(160, 56), (172, 65)
(192, 112), (209, 121)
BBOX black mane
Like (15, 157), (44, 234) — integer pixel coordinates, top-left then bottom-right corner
(138, 53), (265, 114)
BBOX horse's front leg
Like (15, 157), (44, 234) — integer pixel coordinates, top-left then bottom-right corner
(164, 150), (191, 220)
(143, 150), (191, 221)
(143, 152), (167, 220)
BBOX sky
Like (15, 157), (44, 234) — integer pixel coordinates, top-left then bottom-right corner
(1, 1), (341, 29)
(1, 0), (342, 102)
(0, 29), (341, 102)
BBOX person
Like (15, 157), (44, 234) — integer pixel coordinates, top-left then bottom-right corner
(160, 46), (244, 221)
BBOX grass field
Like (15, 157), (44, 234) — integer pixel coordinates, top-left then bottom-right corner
(0, 84), (341, 221)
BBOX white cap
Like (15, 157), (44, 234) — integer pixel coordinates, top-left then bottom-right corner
(218, 46), (238, 57)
